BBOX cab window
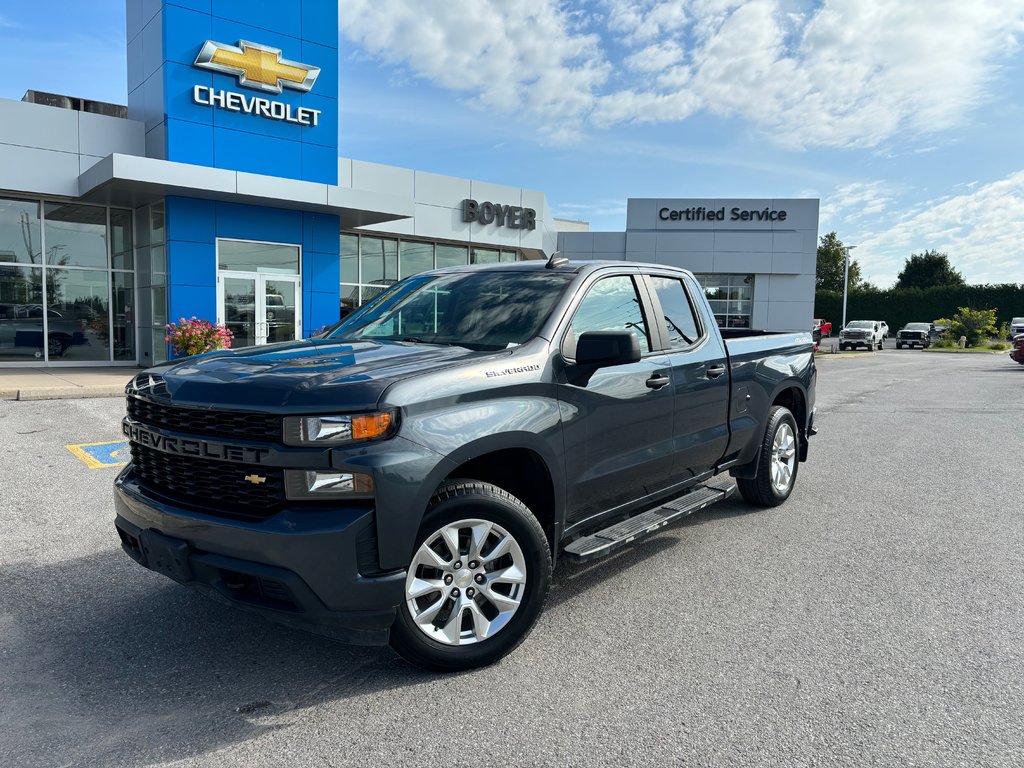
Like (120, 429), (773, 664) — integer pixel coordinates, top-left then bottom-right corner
(649, 276), (702, 349)
(565, 275), (650, 358)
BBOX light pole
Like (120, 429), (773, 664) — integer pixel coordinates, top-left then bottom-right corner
(841, 245), (857, 332)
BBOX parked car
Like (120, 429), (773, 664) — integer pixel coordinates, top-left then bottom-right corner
(1011, 334), (1024, 364)
(839, 320), (883, 351)
(878, 321), (889, 340)
(0, 305), (81, 357)
(113, 259), (817, 671)
(930, 322), (949, 341)
(1010, 316), (1024, 338)
(812, 318), (832, 342)
(896, 322), (932, 349)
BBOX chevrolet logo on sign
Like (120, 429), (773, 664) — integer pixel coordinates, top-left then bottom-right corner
(194, 40), (319, 94)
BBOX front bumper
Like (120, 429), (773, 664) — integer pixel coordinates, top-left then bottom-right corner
(113, 468), (406, 645)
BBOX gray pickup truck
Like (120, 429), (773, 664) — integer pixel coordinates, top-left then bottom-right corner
(114, 258), (817, 671)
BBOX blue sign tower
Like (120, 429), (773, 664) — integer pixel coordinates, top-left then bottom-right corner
(125, 0), (342, 349)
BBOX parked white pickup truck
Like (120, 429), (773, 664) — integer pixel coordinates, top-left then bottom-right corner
(839, 320), (884, 351)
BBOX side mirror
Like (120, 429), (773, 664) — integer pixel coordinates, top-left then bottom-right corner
(575, 330), (641, 368)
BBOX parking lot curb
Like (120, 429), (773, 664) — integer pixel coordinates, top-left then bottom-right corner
(13, 386), (127, 401)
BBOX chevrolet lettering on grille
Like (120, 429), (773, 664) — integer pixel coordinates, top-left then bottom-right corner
(123, 420), (269, 464)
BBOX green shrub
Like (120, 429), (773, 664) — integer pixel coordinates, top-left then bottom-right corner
(948, 307), (998, 347)
(986, 340), (1010, 351)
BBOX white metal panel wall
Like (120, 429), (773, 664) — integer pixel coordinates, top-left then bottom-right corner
(557, 197), (819, 332)
(0, 98), (145, 199)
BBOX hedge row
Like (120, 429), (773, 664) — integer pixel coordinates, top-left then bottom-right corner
(814, 284), (1024, 333)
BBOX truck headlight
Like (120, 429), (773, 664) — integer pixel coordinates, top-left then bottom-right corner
(285, 470), (375, 500)
(283, 410), (397, 446)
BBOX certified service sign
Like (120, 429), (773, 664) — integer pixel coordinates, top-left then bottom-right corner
(192, 40), (322, 126)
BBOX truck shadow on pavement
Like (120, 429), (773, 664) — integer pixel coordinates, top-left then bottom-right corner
(548, 498), (755, 610)
(0, 498), (758, 767)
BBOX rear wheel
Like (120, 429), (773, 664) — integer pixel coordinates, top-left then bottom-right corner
(389, 481), (551, 672)
(47, 335), (68, 357)
(737, 406), (799, 508)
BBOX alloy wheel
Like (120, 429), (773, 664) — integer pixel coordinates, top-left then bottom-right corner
(405, 518), (527, 646)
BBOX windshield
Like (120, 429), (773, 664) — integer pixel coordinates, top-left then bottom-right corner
(326, 271), (572, 351)
(905, 323), (930, 331)
(847, 321), (874, 329)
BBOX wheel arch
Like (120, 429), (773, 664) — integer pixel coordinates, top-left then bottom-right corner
(441, 435), (563, 557)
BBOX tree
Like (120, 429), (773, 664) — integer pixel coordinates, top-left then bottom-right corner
(895, 250), (964, 290)
(816, 232), (862, 292)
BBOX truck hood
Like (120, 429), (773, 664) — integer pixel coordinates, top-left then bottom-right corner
(144, 338), (498, 410)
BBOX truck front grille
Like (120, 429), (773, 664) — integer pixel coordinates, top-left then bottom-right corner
(130, 443), (285, 520)
(127, 397), (281, 443)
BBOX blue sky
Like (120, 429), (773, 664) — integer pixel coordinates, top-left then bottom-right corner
(2, 1), (1024, 287)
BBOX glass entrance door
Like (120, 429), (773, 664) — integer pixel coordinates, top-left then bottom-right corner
(218, 272), (301, 348)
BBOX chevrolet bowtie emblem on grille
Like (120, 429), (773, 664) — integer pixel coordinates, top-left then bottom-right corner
(244, 474), (267, 485)
(194, 40), (319, 94)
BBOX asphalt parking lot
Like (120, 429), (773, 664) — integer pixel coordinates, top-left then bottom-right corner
(2, 350), (1023, 767)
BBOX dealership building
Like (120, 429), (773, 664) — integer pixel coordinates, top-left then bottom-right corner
(0, 0), (818, 367)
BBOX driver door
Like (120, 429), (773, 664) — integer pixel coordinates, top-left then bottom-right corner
(556, 273), (675, 529)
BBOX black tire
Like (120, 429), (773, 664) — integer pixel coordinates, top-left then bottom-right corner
(737, 406), (799, 508)
(47, 334), (69, 357)
(389, 480), (552, 672)
(896, 342), (903, 349)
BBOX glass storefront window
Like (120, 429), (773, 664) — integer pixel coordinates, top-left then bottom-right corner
(44, 203), (107, 269)
(360, 236), (398, 286)
(112, 272), (136, 361)
(149, 203), (165, 246)
(436, 244), (467, 269)
(340, 234), (359, 283)
(340, 235), (521, 311)
(218, 240), (300, 274)
(0, 265), (44, 361)
(111, 209), (133, 270)
(341, 284), (360, 311)
(0, 198), (42, 264)
(471, 247), (499, 264)
(400, 241), (433, 279)
(695, 274), (754, 329)
(3, 199), (138, 364)
(47, 269), (110, 361)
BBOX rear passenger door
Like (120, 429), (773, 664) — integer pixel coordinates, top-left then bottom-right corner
(644, 272), (731, 480)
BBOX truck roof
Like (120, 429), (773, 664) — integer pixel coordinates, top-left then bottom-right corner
(430, 259), (693, 277)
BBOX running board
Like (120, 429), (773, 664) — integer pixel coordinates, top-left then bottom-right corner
(562, 480), (737, 562)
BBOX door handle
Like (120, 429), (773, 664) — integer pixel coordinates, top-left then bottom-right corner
(646, 374), (670, 390)
(706, 364), (726, 379)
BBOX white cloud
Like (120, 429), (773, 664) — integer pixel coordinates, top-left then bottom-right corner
(833, 171), (1024, 285)
(624, 41), (684, 73)
(339, 0), (609, 141)
(820, 181), (897, 228)
(606, 1), (690, 45)
(341, 0), (1024, 149)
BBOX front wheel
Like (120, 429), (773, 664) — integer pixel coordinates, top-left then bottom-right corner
(737, 406), (799, 507)
(389, 481), (552, 672)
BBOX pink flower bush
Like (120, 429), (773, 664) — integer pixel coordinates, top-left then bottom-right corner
(165, 317), (234, 357)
